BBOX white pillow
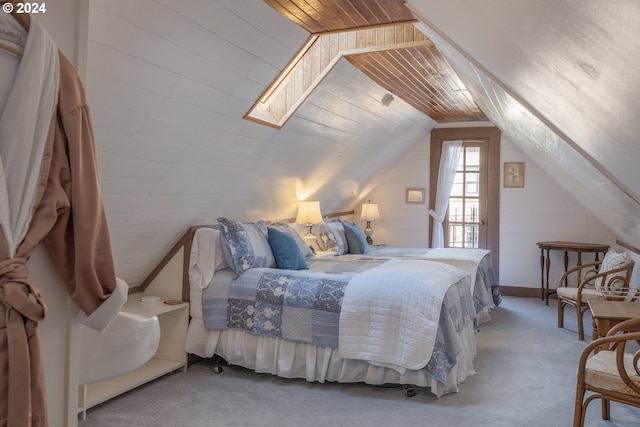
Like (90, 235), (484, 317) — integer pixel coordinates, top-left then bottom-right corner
(316, 219), (348, 254)
(594, 249), (631, 298)
(189, 228), (228, 290)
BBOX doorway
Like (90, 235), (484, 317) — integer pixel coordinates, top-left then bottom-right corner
(429, 127), (500, 275)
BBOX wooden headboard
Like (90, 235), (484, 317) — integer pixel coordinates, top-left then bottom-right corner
(130, 210), (355, 302)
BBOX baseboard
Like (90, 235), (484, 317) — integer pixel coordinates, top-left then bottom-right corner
(499, 285), (553, 299)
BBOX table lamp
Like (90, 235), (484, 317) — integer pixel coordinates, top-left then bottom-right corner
(360, 201), (381, 245)
(295, 200), (323, 245)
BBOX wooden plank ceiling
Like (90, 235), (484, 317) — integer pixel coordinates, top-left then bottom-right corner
(250, 0), (487, 126)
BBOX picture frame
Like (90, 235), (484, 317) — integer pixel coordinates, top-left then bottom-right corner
(504, 162), (525, 188)
(405, 187), (425, 204)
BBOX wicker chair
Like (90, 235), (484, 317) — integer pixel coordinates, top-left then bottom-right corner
(557, 257), (636, 340)
(573, 317), (640, 427)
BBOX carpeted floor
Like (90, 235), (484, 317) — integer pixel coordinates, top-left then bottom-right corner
(78, 296), (639, 426)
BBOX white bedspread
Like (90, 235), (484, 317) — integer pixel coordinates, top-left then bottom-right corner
(421, 247), (490, 294)
(338, 259), (470, 374)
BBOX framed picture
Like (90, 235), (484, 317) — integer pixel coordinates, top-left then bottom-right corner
(405, 187), (425, 204)
(504, 162), (525, 188)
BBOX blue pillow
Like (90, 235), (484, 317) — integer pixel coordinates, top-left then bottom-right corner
(268, 226), (309, 270)
(341, 221), (370, 254)
(217, 217), (276, 278)
(269, 221), (314, 257)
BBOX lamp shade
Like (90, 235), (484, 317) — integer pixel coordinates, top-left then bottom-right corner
(360, 203), (381, 221)
(295, 200), (323, 225)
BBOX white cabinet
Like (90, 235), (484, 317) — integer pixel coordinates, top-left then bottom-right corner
(78, 299), (188, 419)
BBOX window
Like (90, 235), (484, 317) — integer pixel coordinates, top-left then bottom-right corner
(448, 146), (482, 248)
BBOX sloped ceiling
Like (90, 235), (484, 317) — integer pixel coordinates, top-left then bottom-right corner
(406, 0), (640, 249)
(88, 0), (435, 285)
(260, 0), (486, 125)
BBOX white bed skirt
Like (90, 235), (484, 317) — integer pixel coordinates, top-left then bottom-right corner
(186, 318), (477, 397)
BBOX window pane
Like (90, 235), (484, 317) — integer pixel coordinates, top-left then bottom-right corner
(450, 172), (464, 197)
(464, 225), (479, 248)
(465, 172), (479, 196)
(456, 151), (465, 171)
(465, 147), (480, 171)
(465, 200), (479, 222)
(448, 199), (463, 222)
(449, 224), (464, 247)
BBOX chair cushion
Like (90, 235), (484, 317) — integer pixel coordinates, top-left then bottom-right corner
(584, 350), (640, 397)
(557, 286), (606, 302)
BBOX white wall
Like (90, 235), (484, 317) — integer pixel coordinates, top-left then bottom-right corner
(33, 2), (88, 426)
(86, 0), (435, 287)
(359, 135), (431, 248)
(366, 129), (617, 290)
(499, 135), (615, 289)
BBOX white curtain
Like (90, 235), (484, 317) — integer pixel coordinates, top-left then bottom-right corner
(429, 140), (463, 248)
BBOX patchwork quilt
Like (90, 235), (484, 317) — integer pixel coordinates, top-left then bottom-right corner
(202, 259), (383, 348)
(201, 258), (477, 382)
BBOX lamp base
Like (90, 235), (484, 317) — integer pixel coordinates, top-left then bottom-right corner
(302, 224), (317, 248)
(364, 221), (373, 245)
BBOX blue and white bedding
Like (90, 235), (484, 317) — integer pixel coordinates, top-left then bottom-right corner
(187, 224), (489, 397)
(201, 257), (475, 382)
(334, 246), (501, 319)
(202, 258), (381, 348)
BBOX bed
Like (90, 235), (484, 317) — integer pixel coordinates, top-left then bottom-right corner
(327, 246), (500, 322)
(182, 218), (495, 397)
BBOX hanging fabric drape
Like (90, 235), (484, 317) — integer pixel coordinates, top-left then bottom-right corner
(429, 140), (463, 248)
(0, 13), (58, 258)
(0, 12), (126, 426)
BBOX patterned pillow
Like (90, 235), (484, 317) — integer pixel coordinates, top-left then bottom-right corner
(269, 221), (313, 257)
(341, 221), (370, 254)
(267, 226), (308, 270)
(217, 217), (276, 278)
(595, 249), (631, 298)
(316, 219), (348, 254)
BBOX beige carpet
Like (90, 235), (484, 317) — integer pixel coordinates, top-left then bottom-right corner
(78, 296), (639, 427)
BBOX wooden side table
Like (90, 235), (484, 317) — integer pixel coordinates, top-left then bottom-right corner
(537, 241), (609, 305)
(588, 300), (640, 345)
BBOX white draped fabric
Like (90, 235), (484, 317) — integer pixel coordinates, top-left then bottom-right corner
(0, 15), (59, 257)
(429, 140), (462, 248)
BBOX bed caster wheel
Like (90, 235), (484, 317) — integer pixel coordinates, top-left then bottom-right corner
(212, 366), (223, 374)
(403, 386), (416, 398)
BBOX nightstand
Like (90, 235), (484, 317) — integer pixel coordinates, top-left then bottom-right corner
(78, 299), (189, 419)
